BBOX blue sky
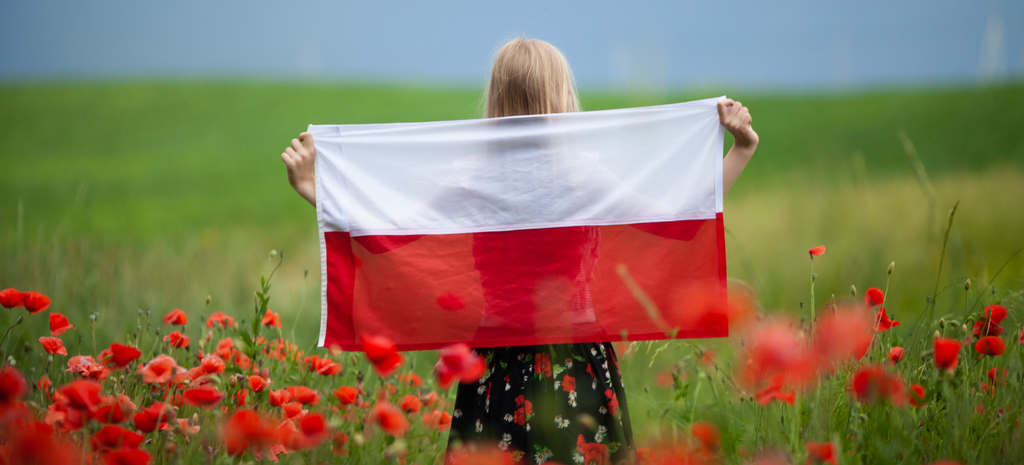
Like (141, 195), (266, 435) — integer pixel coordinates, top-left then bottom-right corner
(1, 0), (1022, 89)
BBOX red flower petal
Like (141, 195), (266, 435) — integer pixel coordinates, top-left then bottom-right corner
(162, 309), (187, 326)
(0, 288), (25, 308)
(22, 291), (51, 313)
(974, 336), (1006, 357)
(808, 245), (826, 257)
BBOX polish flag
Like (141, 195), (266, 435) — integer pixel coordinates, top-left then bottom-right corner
(311, 97), (728, 351)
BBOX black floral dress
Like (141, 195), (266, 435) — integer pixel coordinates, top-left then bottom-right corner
(447, 342), (635, 464)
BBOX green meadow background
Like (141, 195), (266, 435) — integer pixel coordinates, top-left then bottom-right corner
(1, 82), (1023, 437)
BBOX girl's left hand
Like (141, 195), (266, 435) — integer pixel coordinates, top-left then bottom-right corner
(717, 98), (758, 149)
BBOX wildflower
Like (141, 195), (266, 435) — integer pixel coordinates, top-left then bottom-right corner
(102, 449), (151, 465)
(200, 354), (226, 375)
(421, 391), (439, 407)
(909, 384), (926, 407)
(972, 319), (1004, 338)
(988, 367), (1007, 384)
(234, 389), (248, 407)
(361, 333), (404, 377)
(874, 307), (900, 331)
(808, 245), (826, 257)
(933, 338), (962, 372)
(281, 413), (331, 450)
(805, 441), (838, 464)
(6, 421), (82, 465)
(850, 365), (907, 406)
(1019, 325), (1023, 345)
(39, 336), (68, 356)
(435, 343), (486, 388)
(814, 309), (876, 367)
(206, 311), (235, 328)
(269, 389), (292, 407)
(888, 346), (905, 364)
(975, 336), (1006, 356)
(744, 319), (815, 387)
(176, 417), (200, 435)
(162, 309), (187, 325)
(57, 379), (104, 412)
(983, 304), (1007, 324)
(369, 402), (408, 436)
(282, 401), (306, 419)
(221, 410), (279, 457)
(93, 394), (137, 424)
(0, 288), (25, 308)
(139, 355), (186, 384)
(332, 432), (349, 456)
(397, 372), (423, 387)
(106, 343), (142, 369)
(22, 291), (51, 313)
(132, 402), (175, 433)
(67, 355), (109, 380)
(423, 409), (452, 431)
(286, 385), (320, 405)
(248, 375), (271, 393)
(334, 386), (359, 405)
(754, 375), (796, 406)
(305, 355), (342, 376)
(48, 312), (75, 336)
(691, 422), (720, 453)
(864, 288), (884, 308)
(0, 367), (28, 405)
(90, 425), (144, 452)
(399, 394), (422, 413)
(261, 309), (282, 328)
(163, 330), (190, 348)
(183, 385), (226, 409)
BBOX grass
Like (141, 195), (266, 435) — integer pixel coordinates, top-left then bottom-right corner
(0, 81), (1023, 460)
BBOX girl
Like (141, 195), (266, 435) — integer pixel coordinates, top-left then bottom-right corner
(282, 37), (757, 464)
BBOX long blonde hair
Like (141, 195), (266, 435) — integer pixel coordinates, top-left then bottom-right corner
(483, 37), (581, 118)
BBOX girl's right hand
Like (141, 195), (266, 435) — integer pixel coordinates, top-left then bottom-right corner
(282, 132), (317, 206)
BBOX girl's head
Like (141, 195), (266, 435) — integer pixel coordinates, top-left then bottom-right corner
(484, 37), (580, 118)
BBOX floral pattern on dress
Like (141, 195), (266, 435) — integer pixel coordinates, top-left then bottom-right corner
(447, 342), (634, 464)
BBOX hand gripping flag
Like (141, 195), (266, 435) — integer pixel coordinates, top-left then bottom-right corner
(312, 97), (728, 351)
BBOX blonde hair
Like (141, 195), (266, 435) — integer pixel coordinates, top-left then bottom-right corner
(483, 37), (581, 118)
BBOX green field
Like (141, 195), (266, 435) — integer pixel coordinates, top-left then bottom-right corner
(1, 82), (1022, 377)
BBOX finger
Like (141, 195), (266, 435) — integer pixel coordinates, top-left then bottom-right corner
(717, 99), (734, 119)
(284, 147), (299, 163)
(291, 138), (304, 153)
(731, 101), (743, 115)
(282, 152), (296, 167)
(299, 132), (315, 149)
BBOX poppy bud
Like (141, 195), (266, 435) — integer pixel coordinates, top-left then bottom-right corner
(887, 262), (894, 275)
(383, 440), (405, 458)
(270, 250), (278, 258)
(352, 432), (365, 446)
(229, 376), (237, 387)
(961, 324), (968, 333)
(304, 270), (309, 278)
(964, 279), (971, 291)
(89, 314), (97, 322)
(206, 295), (212, 304)
(850, 285), (857, 297)
(939, 318), (946, 329)
(138, 309), (144, 315)
(280, 251), (285, 259)
(933, 330), (941, 339)
(811, 272), (817, 282)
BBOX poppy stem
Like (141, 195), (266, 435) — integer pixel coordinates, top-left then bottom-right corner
(809, 257), (816, 326)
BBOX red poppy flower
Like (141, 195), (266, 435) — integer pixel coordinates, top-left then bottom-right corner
(983, 304), (1008, 324)
(101, 448), (151, 465)
(864, 288), (884, 308)
(162, 309), (187, 326)
(933, 338), (962, 372)
(369, 402), (408, 436)
(132, 402), (175, 434)
(421, 391), (439, 407)
(268, 388), (292, 407)
(90, 425), (144, 452)
(972, 319), (1004, 338)
(183, 385), (225, 409)
(261, 309), (282, 328)
(0, 288), (24, 308)
(93, 394), (137, 424)
(200, 355), (226, 375)
(562, 375), (576, 392)
(744, 319), (815, 387)
(206, 311), (234, 328)
(248, 375), (271, 393)
(434, 343), (486, 388)
(437, 292), (465, 311)
(67, 355), (109, 380)
(888, 346), (905, 364)
(397, 372), (423, 387)
(57, 379), (103, 412)
(805, 442), (838, 464)
(286, 386), (320, 405)
(333, 386), (358, 405)
(361, 333), (404, 377)
(107, 343), (142, 369)
(399, 394), (422, 413)
(22, 291), (51, 313)
(754, 375), (796, 406)
(975, 336), (1006, 356)
(139, 355), (185, 384)
(808, 245), (826, 257)
(909, 384), (926, 407)
(691, 422), (720, 452)
(310, 356), (342, 376)
(48, 312), (75, 336)
(1019, 326), (1024, 345)
(874, 307), (900, 331)
(281, 413), (330, 450)
(234, 389), (248, 407)
(222, 409), (279, 457)
(282, 401), (306, 419)
(5, 421), (82, 465)
(422, 409), (452, 431)
(850, 365), (906, 406)
(39, 336), (68, 356)
(0, 367), (27, 405)
(163, 331), (189, 348)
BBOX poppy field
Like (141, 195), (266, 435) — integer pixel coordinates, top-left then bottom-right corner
(0, 82), (1023, 464)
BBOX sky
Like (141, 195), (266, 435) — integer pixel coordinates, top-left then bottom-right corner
(1, 0), (1022, 90)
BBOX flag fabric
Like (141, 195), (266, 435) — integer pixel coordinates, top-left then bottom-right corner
(311, 96), (728, 351)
